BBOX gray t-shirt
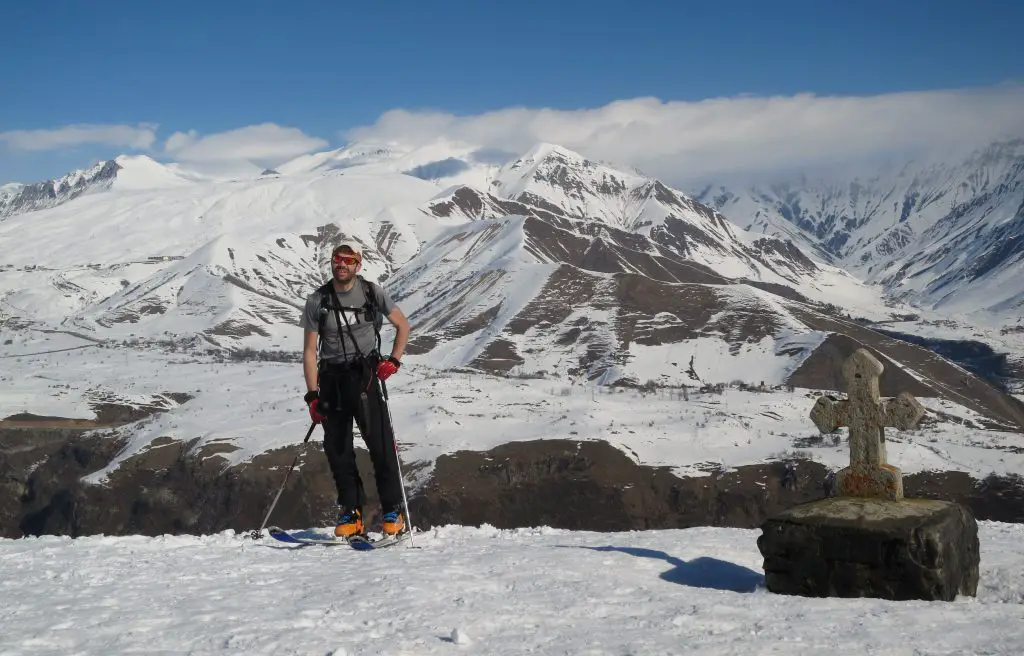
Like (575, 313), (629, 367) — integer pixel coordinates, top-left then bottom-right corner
(300, 278), (397, 362)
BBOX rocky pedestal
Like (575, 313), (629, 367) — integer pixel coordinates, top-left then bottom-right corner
(758, 494), (980, 601)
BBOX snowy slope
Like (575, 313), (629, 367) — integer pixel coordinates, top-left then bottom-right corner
(695, 139), (1024, 324)
(2, 522), (1023, 654)
(277, 138), (505, 190)
(0, 157), (450, 349)
(8, 325), (1024, 489)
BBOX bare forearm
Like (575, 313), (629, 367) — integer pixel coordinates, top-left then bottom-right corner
(303, 353), (318, 391)
(386, 308), (411, 361)
(391, 324), (409, 361)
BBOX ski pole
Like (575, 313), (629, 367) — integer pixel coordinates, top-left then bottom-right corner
(379, 378), (414, 547)
(251, 421), (317, 540)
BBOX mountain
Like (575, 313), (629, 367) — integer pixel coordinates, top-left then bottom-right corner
(694, 139), (1024, 326)
(0, 155), (218, 221)
(0, 140), (891, 373)
(276, 138), (510, 191)
(4, 139), (1022, 432)
(0, 159), (120, 218)
(4, 139), (1024, 542)
(0, 156), (447, 348)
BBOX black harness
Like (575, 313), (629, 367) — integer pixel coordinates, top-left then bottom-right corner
(314, 275), (386, 418)
(315, 275), (383, 363)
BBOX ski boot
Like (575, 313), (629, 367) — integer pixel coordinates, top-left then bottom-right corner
(334, 507), (364, 539)
(382, 508), (406, 537)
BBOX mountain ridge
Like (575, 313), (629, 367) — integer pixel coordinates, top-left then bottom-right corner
(694, 137), (1024, 325)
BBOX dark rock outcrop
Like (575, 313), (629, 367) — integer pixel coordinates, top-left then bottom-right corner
(4, 425), (1024, 540)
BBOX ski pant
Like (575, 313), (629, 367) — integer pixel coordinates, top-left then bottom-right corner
(317, 356), (403, 512)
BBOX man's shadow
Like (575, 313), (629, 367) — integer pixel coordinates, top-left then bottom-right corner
(576, 545), (764, 593)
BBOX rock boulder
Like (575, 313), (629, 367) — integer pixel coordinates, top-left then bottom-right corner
(757, 497), (980, 601)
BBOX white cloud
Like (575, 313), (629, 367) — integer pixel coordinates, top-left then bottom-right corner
(163, 123), (328, 167)
(0, 123), (158, 152)
(342, 84), (1024, 184)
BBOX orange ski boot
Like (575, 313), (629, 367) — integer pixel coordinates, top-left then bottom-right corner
(334, 507), (364, 539)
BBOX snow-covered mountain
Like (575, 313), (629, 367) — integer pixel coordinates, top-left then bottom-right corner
(0, 140), (892, 381)
(694, 139), (1024, 325)
(5, 138), (1024, 540)
(0, 159), (120, 218)
(276, 138), (510, 191)
(0, 155), (214, 219)
(5, 139), (1023, 431)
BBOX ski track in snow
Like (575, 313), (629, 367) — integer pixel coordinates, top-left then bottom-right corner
(1, 523), (1023, 655)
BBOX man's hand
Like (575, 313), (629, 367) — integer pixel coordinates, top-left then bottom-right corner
(376, 356), (401, 381)
(304, 389), (326, 424)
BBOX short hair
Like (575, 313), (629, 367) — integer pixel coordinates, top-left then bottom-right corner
(331, 244), (362, 262)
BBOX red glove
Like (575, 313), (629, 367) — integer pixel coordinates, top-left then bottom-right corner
(304, 390), (326, 424)
(376, 356), (401, 381)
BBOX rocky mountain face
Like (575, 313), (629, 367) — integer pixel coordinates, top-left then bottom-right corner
(0, 160), (121, 219)
(694, 139), (1024, 323)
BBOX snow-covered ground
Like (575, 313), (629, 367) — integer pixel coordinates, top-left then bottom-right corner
(2, 522), (1022, 654)
(3, 331), (1024, 489)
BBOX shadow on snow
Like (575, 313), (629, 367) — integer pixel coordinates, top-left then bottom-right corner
(575, 545), (765, 593)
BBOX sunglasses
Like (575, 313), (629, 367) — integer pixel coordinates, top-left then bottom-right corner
(332, 254), (360, 266)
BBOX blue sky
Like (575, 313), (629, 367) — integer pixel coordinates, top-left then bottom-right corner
(2, 0), (1023, 184)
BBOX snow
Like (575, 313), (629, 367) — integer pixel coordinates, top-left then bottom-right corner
(2, 522), (1023, 654)
(111, 154), (208, 190)
(4, 334), (1023, 488)
(276, 138), (499, 190)
(0, 181), (23, 198)
(700, 139), (1024, 324)
(0, 166), (442, 270)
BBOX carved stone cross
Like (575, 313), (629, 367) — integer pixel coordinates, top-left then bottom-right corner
(810, 348), (925, 500)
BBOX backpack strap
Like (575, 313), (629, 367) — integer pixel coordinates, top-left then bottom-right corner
(359, 275), (384, 355)
(315, 277), (384, 360)
(315, 280), (333, 359)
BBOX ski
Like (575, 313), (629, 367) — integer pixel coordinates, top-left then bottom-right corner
(347, 532), (411, 551)
(265, 526), (411, 550)
(267, 526), (347, 546)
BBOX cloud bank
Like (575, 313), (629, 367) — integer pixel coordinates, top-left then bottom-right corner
(0, 121), (331, 182)
(163, 123), (329, 167)
(342, 84), (1024, 184)
(4, 85), (1022, 186)
(0, 123), (158, 152)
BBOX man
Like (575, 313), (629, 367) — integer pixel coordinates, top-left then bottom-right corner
(299, 243), (411, 539)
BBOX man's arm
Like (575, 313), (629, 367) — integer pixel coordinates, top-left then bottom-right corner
(303, 329), (319, 391)
(386, 306), (411, 361)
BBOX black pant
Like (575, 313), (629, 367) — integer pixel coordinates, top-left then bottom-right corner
(317, 357), (403, 513)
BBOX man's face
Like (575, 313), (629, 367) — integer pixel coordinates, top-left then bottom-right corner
(332, 253), (361, 282)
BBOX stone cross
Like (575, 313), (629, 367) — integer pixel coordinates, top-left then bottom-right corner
(810, 348), (925, 500)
